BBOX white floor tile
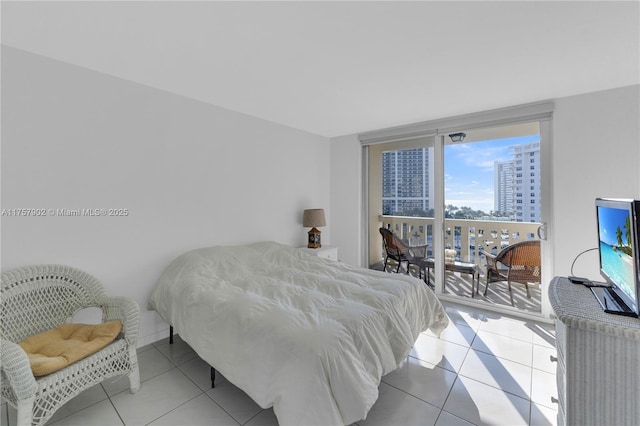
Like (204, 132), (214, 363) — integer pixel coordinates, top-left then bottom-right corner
(531, 323), (556, 349)
(98, 375), (132, 398)
(48, 384), (108, 424)
(154, 334), (200, 366)
(442, 303), (487, 331)
(443, 375), (530, 426)
(101, 347), (174, 396)
(459, 349), (532, 400)
(244, 409), (279, 426)
(478, 316), (535, 343)
(178, 356), (227, 391)
(148, 394), (239, 426)
(2, 401), (16, 426)
(206, 381), (263, 425)
(532, 345), (557, 375)
(137, 343), (156, 354)
(110, 368), (201, 425)
(358, 382), (441, 426)
(530, 402), (558, 426)
(472, 329), (534, 366)
(435, 410), (475, 426)
(530, 369), (558, 409)
(48, 399), (123, 426)
(409, 333), (470, 373)
(382, 356), (458, 408)
(423, 321), (477, 348)
(136, 347), (177, 381)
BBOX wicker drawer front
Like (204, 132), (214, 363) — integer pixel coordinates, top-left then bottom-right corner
(555, 356), (565, 425)
(554, 318), (566, 360)
(555, 320), (566, 425)
(549, 276), (640, 426)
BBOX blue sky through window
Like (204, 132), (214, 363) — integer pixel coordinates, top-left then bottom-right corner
(445, 135), (540, 213)
(598, 206), (631, 247)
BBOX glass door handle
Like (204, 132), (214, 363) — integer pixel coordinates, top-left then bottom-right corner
(537, 222), (547, 240)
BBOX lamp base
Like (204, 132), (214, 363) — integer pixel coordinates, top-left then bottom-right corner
(307, 227), (322, 248)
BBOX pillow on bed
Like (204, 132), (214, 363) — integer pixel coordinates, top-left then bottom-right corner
(19, 320), (122, 377)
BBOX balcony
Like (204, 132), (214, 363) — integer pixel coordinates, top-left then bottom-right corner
(376, 215), (542, 314)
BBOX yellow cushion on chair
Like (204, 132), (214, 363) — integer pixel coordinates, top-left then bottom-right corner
(19, 320), (122, 376)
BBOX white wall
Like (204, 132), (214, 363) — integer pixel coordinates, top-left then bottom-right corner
(552, 85), (640, 280)
(330, 85), (640, 284)
(1, 46), (331, 345)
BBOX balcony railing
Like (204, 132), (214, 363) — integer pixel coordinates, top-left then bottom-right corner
(378, 215), (541, 264)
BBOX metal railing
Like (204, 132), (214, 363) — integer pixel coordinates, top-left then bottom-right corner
(378, 215), (541, 264)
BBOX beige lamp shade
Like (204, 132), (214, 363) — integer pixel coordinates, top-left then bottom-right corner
(303, 209), (326, 227)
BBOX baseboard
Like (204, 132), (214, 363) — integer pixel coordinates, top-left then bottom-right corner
(137, 328), (170, 348)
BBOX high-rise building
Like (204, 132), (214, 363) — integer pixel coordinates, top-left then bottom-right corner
(494, 142), (541, 222)
(382, 148), (434, 215)
(494, 160), (514, 215)
(382, 141), (540, 222)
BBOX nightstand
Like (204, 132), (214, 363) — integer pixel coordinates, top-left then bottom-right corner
(299, 245), (338, 261)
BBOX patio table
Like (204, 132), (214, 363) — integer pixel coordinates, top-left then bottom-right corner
(415, 258), (480, 297)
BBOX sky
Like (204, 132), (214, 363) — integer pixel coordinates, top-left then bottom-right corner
(444, 135), (540, 214)
(598, 204), (632, 247)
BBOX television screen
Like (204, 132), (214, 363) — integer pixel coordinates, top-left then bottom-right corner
(593, 198), (640, 317)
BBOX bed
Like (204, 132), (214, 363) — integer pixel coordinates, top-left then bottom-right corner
(148, 241), (449, 425)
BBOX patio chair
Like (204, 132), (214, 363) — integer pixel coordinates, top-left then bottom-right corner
(484, 240), (541, 305)
(379, 227), (428, 276)
(1, 265), (140, 426)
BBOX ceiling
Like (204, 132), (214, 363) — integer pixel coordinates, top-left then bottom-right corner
(2, 1), (639, 138)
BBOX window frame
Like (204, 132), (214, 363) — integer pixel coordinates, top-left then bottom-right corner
(360, 101), (555, 320)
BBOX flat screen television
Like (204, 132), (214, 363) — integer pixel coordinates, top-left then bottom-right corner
(591, 198), (640, 317)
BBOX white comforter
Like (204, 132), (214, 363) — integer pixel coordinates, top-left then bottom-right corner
(149, 241), (448, 425)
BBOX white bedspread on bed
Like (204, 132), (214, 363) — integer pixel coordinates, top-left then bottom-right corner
(149, 241), (448, 425)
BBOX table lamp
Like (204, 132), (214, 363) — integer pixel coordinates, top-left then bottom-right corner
(303, 209), (326, 248)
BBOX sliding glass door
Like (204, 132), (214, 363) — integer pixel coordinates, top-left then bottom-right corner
(363, 109), (553, 319)
(367, 136), (435, 268)
(442, 123), (544, 314)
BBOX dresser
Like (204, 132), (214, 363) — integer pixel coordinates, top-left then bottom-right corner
(549, 276), (640, 426)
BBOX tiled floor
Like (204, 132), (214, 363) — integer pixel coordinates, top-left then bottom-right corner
(1, 302), (558, 426)
(376, 261), (543, 315)
(442, 273), (542, 315)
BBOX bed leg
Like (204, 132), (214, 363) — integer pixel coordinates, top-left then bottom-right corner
(169, 326), (174, 344)
(210, 367), (216, 388)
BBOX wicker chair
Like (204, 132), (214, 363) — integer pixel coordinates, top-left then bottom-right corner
(484, 240), (541, 305)
(1, 265), (140, 426)
(379, 228), (428, 276)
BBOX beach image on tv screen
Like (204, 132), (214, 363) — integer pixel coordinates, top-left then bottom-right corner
(598, 206), (635, 300)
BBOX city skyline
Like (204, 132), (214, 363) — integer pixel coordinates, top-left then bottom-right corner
(445, 134), (540, 214)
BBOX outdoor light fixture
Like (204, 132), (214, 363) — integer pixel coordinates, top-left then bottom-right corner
(303, 208), (326, 248)
(449, 132), (466, 142)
